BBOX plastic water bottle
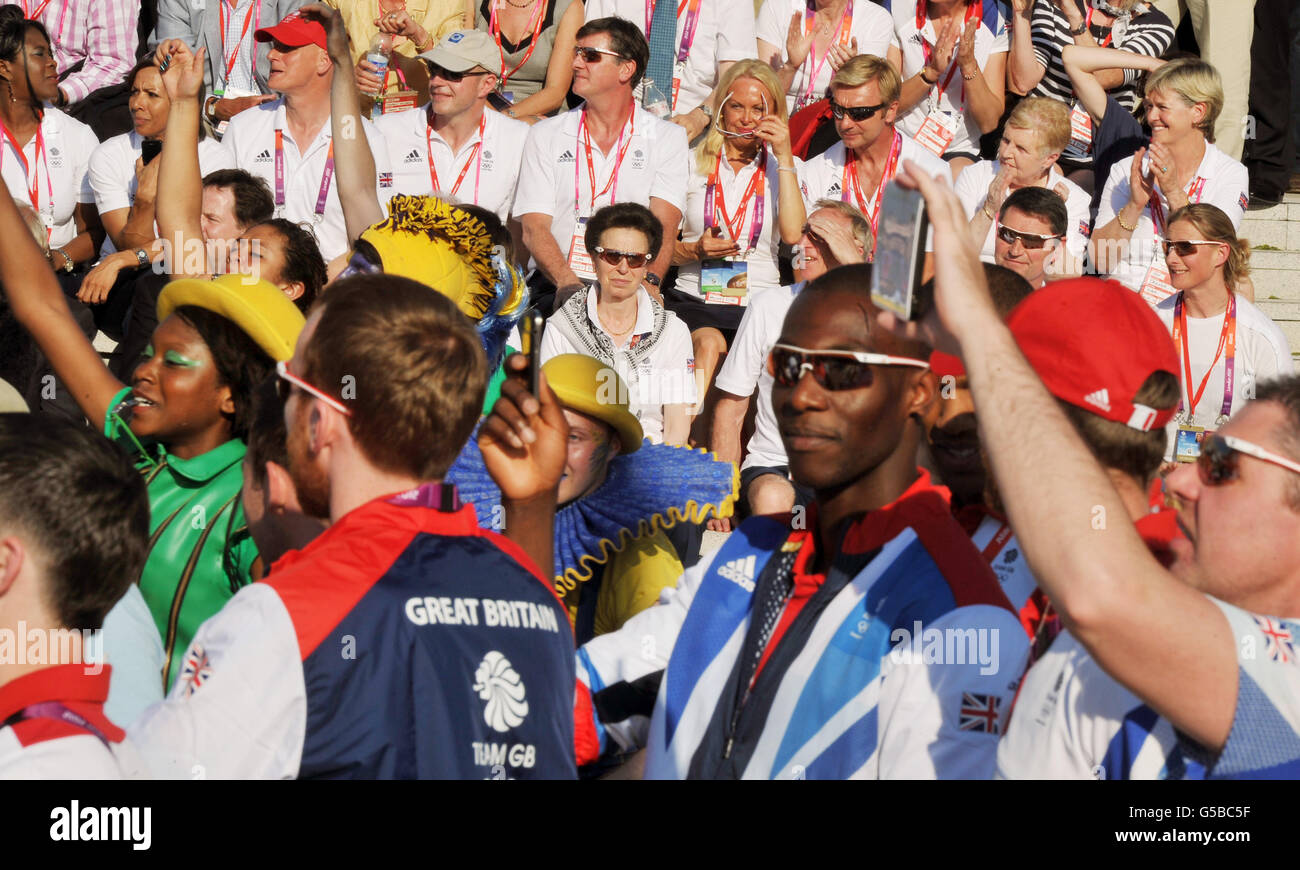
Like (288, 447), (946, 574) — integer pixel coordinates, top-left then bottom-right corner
(366, 33), (393, 119)
(641, 77), (670, 119)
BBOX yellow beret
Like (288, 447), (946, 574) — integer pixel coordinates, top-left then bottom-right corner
(157, 274), (306, 362)
(542, 354), (643, 454)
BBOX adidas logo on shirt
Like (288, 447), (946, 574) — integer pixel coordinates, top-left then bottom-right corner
(404, 148), (422, 164)
(828, 182), (842, 195)
(717, 555), (756, 593)
(558, 149), (575, 163)
(254, 149), (272, 164)
(1083, 388), (1111, 412)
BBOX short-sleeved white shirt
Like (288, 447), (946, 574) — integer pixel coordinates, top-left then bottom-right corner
(756, 0), (898, 114)
(512, 103), (690, 277)
(88, 132), (235, 253)
(1095, 142), (1250, 294)
(798, 133), (948, 209)
(0, 108), (98, 249)
(1154, 292), (1295, 459)
(221, 99), (393, 261)
(952, 159), (1092, 261)
(676, 148), (798, 301)
(584, 0), (757, 114)
(713, 282), (803, 469)
(374, 105), (529, 223)
(887, 0), (1009, 158)
(539, 285), (697, 443)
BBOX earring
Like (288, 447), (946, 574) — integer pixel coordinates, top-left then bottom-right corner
(5, 81), (17, 103)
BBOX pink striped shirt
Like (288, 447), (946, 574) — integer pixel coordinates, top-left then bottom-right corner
(2, 0), (138, 104)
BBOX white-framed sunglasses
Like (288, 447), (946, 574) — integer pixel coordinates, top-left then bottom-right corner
(767, 343), (930, 391)
(276, 359), (352, 417)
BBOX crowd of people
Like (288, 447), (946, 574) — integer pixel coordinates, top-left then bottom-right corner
(0, 0), (1297, 780)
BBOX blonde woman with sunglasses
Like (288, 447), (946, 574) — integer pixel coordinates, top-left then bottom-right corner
(1153, 203), (1293, 463)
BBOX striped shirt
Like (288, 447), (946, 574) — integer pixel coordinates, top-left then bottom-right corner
(1, 0), (139, 104)
(218, 0), (259, 95)
(1028, 0), (1173, 115)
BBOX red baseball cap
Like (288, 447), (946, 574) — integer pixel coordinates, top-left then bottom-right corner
(255, 10), (327, 50)
(929, 350), (965, 379)
(1007, 277), (1180, 432)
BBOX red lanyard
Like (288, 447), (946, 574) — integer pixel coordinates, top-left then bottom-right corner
(576, 106), (634, 212)
(489, 0), (548, 87)
(22, 0), (54, 19)
(918, 0), (981, 104)
(21, 0), (69, 43)
(0, 121), (51, 237)
(1084, 7), (1114, 48)
(1172, 292), (1236, 421)
(705, 148), (766, 252)
(980, 520), (1013, 563)
(1149, 175), (1206, 237)
(844, 130), (902, 260)
(797, 0), (854, 109)
(218, 0), (261, 88)
(427, 115), (484, 201)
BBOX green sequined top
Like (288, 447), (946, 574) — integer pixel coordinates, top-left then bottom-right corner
(104, 387), (260, 691)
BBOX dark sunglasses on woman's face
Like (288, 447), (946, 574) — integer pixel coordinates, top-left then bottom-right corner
(423, 61), (492, 83)
(829, 99), (886, 122)
(996, 225), (1062, 250)
(593, 246), (652, 268)
(1162, 239), (1225, 258)
(573, 46), (626, 64)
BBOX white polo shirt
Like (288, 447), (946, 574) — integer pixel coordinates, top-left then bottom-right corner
(0, 108), (98, 249)
(584, 0), (757, 114)
(539, 285), (697, 444)
(756, 0), (898, 114)
(221, 98), (393, 261)
(952, 159), (1091, 262)
(714, 282), (803, 470)
(888, 0), (1009, 158)
(89, 132), (235, 253)
(799, 133), (948, 208)
(374, 105), (528, 223)
(676, 149), (798, 302)
(1095, 141), (1249, 296)
(513, 102), (690, 278)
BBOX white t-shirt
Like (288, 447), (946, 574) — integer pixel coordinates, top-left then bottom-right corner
(714, 282), (803, 469)
(952, 159), (1091, 261)
(584, 0), (757, 114)
(221, 98), (393, 261)
(799, 133), (948, 208)
(539, 285), (697, 443)
(1095, 142), (1249, 295)
(0, 107), (98, 249)
(374, 105), (529, 223)
(888, 0), (1009, 158)
(88, 132), (235, 253)
(756, 0), (899, 114)
(513, 103), (690, 278)
(676, 148), (797, 302)
(1154, 292), (1294, 459)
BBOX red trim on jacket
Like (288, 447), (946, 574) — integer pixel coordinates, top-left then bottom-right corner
(0, 664), (123, 747)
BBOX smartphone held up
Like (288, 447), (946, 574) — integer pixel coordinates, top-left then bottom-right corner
(871, 180), (929, 322)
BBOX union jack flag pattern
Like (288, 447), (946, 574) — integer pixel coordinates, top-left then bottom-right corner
(1255, 615), (1295, 664)
(1238, 192), (1249, 211)
(178, 645), (213, 698)
(959, 692), (1002, 734)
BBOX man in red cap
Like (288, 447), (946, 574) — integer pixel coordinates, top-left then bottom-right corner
(895, 158), (1300, 781)
(216, 8), (393, 263)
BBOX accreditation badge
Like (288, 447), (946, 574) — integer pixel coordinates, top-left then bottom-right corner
(1138, 244), (1176, 305)
(1174, 424), (1206, 463)
(914, 110), (959, 157)
(567, 216), (596, 282)
(700, 258), (747, 305)
(1068, 102), (1093, 156)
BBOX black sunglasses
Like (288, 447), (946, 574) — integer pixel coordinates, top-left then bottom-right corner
(829, 99), (887, 122)
(573, 46), (627, 64)
(593, 246), (652, 268)
(768, 343), (928, 391)
(996, 225), (1062, 250)
(423, 61), (492, 83)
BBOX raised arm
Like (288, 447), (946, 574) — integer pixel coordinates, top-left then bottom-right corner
(1006, 0), (1046, 95)
(304, 3), (385, 239)
(886, 159), (1239, 753)
(0, 184), (123, 426)
(1062, 43), (1165, 124)
(154, 40), (209, 277)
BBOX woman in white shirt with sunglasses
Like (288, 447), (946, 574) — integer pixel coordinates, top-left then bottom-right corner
(1152, 203), (1293, 464)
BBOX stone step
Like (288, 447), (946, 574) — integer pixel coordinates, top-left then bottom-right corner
(1239, 219), (1300, 252)
(1253, 300), (1300, 362)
